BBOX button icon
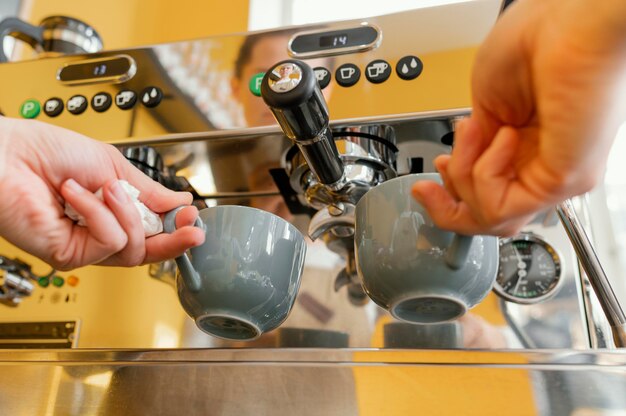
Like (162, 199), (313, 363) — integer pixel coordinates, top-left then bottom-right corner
(140, 87), (163, 108)
(67, 95), (87, 115)
(396, 55), (423, 80)
(44, 98), (64, 117)
(20, 99), (41, 119)
(313, 67), (331, 89)
(249, 72), (265, 97)
(91, 92), (112, 112)
(115, 90), (137, 110)
(335, 64), (360, 87)
(365, 60), (391, 84)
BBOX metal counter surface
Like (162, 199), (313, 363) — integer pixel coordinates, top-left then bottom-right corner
(0, 348), (625, 415)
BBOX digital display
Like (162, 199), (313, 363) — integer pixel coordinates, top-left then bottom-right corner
(319, 33), (348, 48)
(58, 56), (134, 84)
(290, 26), (379, 57)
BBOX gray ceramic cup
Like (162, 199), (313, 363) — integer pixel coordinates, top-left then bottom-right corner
(355, 173), (498, 324)
(164, 205), (306, 341)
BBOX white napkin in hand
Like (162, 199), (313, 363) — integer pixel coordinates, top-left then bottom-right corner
(64, 180), (163, 237)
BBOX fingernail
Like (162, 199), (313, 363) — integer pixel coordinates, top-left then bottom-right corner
(110, 180), (130, 203)
(64, 179), (84, 194)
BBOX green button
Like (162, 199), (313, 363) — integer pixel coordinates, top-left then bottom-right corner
(20, 99), (41, 119)
(52, 276), (65, 288)
(249, 72), (265, 97)
(38, 277), (50, 288)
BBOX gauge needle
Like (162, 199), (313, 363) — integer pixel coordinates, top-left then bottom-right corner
(512, 248), (527, 294)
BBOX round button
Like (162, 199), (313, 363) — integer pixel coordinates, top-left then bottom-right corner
(67, 95), (88, 115)
(140, 87), (163, 108)
(335, 64), (360, 87)
(43, 98), (63, 117)
(38, 277), (50, 288)
(313, 67), (331, 89)
(396, 56), (423, 80)
(91, 92), (112, 112)
(115, 90), (137, 110)
(365, 59), (391, 84)
(67, 275), (80, 287)
(52, 276), (65, 288)
(268, 62), (303, 93)
(249, 72), (265, 97)
(20, 99), (41, 118)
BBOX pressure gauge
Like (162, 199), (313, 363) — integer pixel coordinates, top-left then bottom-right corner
(494, 233), (563, 304)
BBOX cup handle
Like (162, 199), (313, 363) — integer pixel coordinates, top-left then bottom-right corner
(444, 234), (473, 270)
(163, 206), (204, 293)
(0, 18), (44, 63)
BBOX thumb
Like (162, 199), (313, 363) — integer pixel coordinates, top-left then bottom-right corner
(412, 181), (481, 235)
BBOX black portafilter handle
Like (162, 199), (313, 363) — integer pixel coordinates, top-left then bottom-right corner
(261, 59), (344, 187)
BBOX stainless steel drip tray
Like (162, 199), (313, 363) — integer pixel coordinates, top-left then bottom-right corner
(0, 349), (625, 416)
(1, 347), (625, 365)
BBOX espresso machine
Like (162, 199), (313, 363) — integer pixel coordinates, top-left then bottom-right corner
(0, 1), (625, 414)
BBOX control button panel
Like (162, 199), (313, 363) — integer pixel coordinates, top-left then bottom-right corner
(115, 90), (137, 110)
(246, 55), (424, 95)
(314, 67), (331, 89)
(365, 59), (391, 84)
(67, 95), (88, 115)
(140, 87), (163, 108)
(91, 92), (112, 112)
(335, 63), (360, 87)
(249, 72), (265, 97)
(20, 99), (40, 119)
(44, 98), (64, 117)
(396, 55), (423, 80)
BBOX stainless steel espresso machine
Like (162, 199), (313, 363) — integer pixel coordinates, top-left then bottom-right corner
(0, 1), (625, 414)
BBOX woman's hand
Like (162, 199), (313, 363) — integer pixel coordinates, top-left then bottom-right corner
(412, 0), (626, 236)
(0, 117), (205, 270)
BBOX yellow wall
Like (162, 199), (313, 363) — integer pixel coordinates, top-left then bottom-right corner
(19, 0), (249, 49)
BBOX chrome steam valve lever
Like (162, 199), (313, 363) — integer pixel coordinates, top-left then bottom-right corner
(261, 60), (345, 189)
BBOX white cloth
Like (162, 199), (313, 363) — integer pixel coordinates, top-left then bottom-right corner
(64, 180), (163, 237)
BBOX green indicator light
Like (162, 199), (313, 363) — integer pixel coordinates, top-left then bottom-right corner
(249, 72), (265, 97)
(38, 277), (50, 288)
(52, 276), (65, 287)
(20, 99), (41, 119)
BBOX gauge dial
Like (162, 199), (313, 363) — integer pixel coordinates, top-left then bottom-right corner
(494, 233), (562, 304)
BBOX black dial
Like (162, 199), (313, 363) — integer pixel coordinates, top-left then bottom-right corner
(494, 233), (562, 304)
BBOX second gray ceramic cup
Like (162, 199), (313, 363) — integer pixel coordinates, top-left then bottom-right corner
(164, 205), (306, 341)
(355, 173), (498, 324)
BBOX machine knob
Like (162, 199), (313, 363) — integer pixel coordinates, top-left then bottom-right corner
(261, 60), (344, 187)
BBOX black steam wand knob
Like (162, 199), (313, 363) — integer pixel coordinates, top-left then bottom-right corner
(261, 60), (344, 187)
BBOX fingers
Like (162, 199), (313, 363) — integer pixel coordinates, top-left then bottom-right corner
(57, 179), (127, 269)
(144, 226), (205, 264)
(99, 180), (146, 266)
(434, 155), (459, 200)
(174, 205), (200, 228)
(112, 150), (192, 213)
(446, 118), (489, 206)
(411, 180), (482, 235)
(413, 125), (546, 236)
(98, 203), (203, 266)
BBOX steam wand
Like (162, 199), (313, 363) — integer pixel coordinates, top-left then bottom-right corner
(557, 199), (626, 348)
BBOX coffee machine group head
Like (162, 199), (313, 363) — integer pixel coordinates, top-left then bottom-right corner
(262, 59), (398, 302)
